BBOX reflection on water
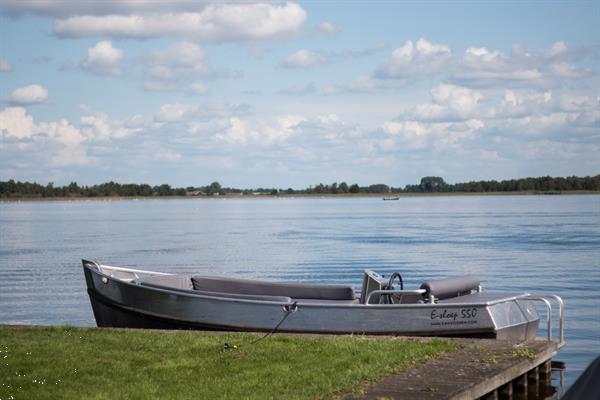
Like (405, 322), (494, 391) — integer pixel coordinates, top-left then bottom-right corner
(1, 195), (599, 394)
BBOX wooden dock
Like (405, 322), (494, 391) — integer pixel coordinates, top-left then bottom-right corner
(343, 339), (561, 400)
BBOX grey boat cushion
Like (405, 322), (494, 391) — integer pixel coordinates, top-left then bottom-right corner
(420, 276), (480, 300)
(137, 275), (292, 303)
(192, 275), (356, 300)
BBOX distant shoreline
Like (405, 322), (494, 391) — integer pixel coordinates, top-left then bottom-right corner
(1, 190), (598, 202)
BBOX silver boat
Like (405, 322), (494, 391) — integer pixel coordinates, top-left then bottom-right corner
(82, 259), (564, 343)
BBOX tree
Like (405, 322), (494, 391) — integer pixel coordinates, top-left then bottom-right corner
(419, 176), (448, 192)
(67, 182), (80, 195)
(339, 182), (349, 193)
(368, 184), (390, 193)
(157, 184), (172, 196)
(349, 184), (360, 193)
(208, 181), (221, 195)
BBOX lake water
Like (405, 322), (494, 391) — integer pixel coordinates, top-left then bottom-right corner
(1, 195), (599, 391)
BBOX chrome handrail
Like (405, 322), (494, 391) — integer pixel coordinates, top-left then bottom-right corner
(365, 289), (426, 305)
(524, 295), (565, 348)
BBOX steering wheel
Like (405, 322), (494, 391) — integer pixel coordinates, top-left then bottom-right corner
(388, 271), (404, 290)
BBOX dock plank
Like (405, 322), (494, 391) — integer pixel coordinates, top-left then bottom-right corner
(343, 339), (559, 400)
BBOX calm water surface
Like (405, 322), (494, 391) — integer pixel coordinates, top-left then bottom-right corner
(1, 195), (599, 390)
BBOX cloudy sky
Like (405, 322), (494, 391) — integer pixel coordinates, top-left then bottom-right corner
(0, 1), (598, 188)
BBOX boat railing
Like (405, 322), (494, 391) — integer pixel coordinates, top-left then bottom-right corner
(365, 289), (426, 305)
(523, 295), (565, 348)
(85, 260), (172, 280)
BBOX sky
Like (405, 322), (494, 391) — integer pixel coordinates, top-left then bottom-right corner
(0, 1), (599, 188)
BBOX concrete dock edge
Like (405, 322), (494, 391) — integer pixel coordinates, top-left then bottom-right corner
(343, 339), (559, 400)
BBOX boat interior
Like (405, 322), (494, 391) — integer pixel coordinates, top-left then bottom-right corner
(90, 261), (486, 305)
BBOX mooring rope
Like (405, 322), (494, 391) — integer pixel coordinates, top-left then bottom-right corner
(221, 301), (298, 351)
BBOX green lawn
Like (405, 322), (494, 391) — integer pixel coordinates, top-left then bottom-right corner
(0, 326), (457, 400)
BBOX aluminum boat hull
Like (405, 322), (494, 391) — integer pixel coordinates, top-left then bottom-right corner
(83, 262), (542, 340)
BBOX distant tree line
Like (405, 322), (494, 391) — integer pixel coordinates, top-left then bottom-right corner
(0, 175), (598, 198)
(0, 180), (187, 198)
(403, 175), (600, 193)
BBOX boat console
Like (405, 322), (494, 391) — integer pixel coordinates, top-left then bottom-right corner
(361, 270), (481, 305)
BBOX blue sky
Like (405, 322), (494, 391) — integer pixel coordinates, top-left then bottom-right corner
(0, 1), (599, 188)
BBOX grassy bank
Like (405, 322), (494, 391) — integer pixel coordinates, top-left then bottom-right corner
(0, 326), (457, 400)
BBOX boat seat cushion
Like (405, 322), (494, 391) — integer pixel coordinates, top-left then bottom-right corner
(420, 276), (480, 300)
(192, 275), (356, 300)
(137, 275), (292, 303)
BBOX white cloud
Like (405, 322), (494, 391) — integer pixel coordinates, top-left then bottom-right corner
(0, 58), (13, 72)
(8, 84), (48, 104)
(213, 115), (307, 147)
(452, 42), (592, 88)
(49, 145), (92, 166)
(80, 114), (111, 139)
(281, 49), (327, 69)
(142, 41), (207, 91)
(495, 89), (553, 118)
(281, 44), (386, 72)
(381, 100), (487, 152)
(38, 118), (92, 166)
(408, 84), (483, 122)
(80, 41), (123, 76)
(548, 61), (590, 78)
(375, 38), (451, 79)
(430, 84), (483, 114)
(145, 41), (206, 80)
(43, 119), (85, 146)
(560, 95), (598, 112)
(80, 111), (140, 140)
(545, 41), (568, 58)
(381, 120), (432, 149)
(260, 115), (306, 145)
(453, 46), (543, 87)
(0, 107), (40, 138)
(0, 105), (148, 168)
(215, 117), (248, 145)
(52, 3), (307, 42)
(156, 103), (193, 122)
(317, 21), (338, 35)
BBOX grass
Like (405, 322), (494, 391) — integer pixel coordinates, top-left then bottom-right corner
(511, 348), (536, 360)
(0, 326), (457, 400)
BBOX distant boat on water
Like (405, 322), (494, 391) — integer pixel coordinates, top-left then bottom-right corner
(382, 196), (400, 201)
